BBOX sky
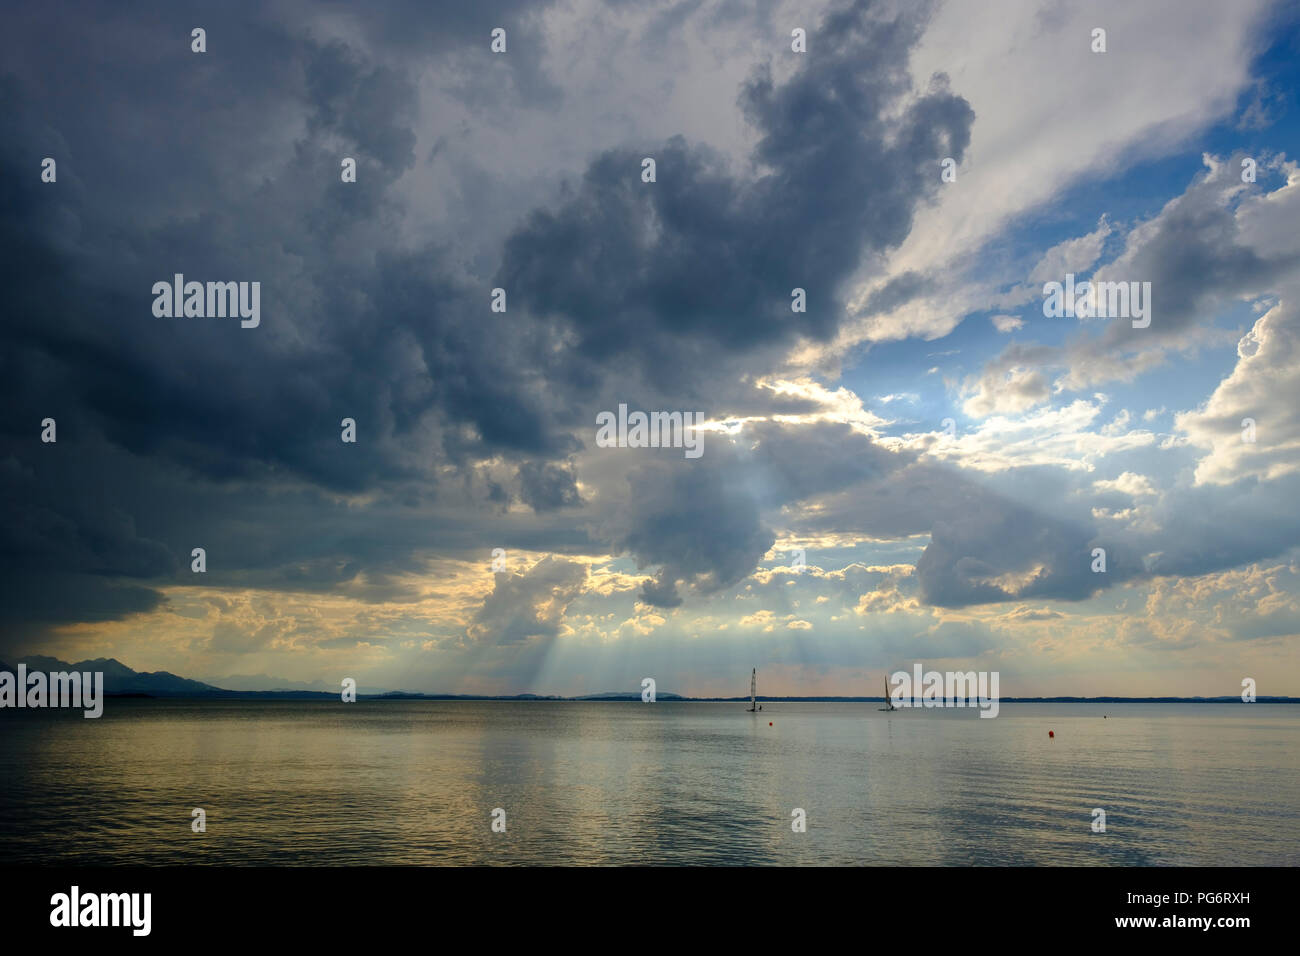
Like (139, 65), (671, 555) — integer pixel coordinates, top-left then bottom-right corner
(3, 0), (1300, 698)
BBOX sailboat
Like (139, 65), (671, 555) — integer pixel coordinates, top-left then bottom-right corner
(748, 668), (758, 712)
(878, 674), (896, 712)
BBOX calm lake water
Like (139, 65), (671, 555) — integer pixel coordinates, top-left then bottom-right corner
(1, 700), (1297, 865)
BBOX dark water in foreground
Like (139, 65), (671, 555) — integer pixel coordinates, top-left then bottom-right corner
(1, 700), (1296, 865)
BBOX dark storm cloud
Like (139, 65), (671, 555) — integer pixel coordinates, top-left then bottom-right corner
(477, 0), (976, 603)
(516, 460), (583, 511)
(497, 0), (972, 390)
(297, 0), (564, 108)
(0, 5), (573, 490)
(608, 450), (777, 606)
(0, 2), (586, 646)
(0, 0), (979, 649)
(0, 574), (166, 630)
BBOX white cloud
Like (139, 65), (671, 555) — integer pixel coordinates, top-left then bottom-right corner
(917, 398), (1158, 473)
(1027, 218), (1113, 284)
(962, 366), (1052, 417)
(812, 0), (1271, 359)
(1093, 472), (1157, 496)
(1177, 295), (1300, 484)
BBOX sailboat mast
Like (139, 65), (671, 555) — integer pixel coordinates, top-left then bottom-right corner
(750, 668), (756, 709)
(880, 673), (896, 711)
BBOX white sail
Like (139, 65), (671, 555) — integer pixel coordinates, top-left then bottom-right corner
(749, 668), (757, 711)
(879, 674), (896, 711)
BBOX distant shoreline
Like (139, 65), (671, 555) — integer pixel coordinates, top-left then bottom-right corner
(95, 692), (1300, 703)
(8, 659), (1295, 704)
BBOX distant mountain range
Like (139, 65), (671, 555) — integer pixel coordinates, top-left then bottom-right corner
(1, 657), (1296, 702)
(0, 656), (336, 699)
(5, 655), (226, 696)
(0, 656), (685, 699)
(200, 673), (390, 695)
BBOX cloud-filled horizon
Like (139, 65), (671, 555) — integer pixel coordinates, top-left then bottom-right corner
(3, 0), (1300, 698)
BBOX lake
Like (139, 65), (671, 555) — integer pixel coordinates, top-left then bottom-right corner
(1, 700), (1296, 865)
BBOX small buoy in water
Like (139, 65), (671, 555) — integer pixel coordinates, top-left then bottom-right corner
(769, 722), (773, 726)
(1048, 730), (1055, 738)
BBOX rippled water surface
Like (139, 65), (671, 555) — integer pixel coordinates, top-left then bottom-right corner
(2, 700), (1296, 865)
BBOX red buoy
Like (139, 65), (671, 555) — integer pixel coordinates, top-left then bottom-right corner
(1048, 730), (1055, 738)
(769, 722), (773, 726)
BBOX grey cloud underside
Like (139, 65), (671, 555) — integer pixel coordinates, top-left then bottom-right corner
(0, 0), (996, 646)
(598, 419), (1126, 609)
(517, 460), (584, 511)
(756, 425), (1129, 606)
(498, 4), (972, 392)
(611, 453), (777, 607)
(0, 4), (586, 641)
(978, 156), (1300, 395)
(1091, 153), (1300, 352)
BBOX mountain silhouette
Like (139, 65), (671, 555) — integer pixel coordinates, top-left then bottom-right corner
(4, 656), (224, 696)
